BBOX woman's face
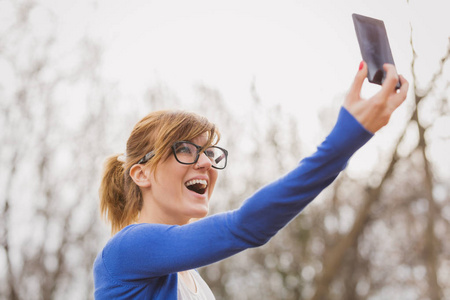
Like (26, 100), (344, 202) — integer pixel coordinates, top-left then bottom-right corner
(145, 133), (219, 225)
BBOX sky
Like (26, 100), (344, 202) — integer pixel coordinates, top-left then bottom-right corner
(93, 0), (448, 96)
(4, 0), (450, 118)
(2, 0), (450, 158)
(32, 0), (448, 141)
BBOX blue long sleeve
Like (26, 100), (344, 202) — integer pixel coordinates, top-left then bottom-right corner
(93, 107), (373, 299)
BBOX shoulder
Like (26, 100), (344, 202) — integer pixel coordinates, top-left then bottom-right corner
(105, 223), (176, 251)
(99, 223), (179, 279)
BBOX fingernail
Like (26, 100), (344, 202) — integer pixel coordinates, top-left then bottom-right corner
(359, 61), (364, 71)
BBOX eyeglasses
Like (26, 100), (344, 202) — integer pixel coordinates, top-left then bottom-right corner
(138, 141), (228, 170)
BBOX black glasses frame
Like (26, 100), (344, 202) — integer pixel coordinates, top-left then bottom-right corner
(137, 141), (228, 169)
(171, 141), (228, 170)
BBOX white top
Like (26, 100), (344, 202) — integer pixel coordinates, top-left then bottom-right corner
(177, 270), (216, 300)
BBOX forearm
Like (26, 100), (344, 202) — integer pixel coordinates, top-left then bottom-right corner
(226, 107), (373, 246)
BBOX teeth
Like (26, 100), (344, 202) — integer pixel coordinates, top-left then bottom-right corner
(185, 179), (207, 188)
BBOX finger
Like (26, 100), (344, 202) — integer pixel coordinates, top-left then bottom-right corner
(347, 61), (367, 103)
(378, 64), (400, 99)
(389, 75), (409, 108)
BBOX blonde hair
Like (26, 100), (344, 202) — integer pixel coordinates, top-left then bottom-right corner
(99, 110), (220, 235)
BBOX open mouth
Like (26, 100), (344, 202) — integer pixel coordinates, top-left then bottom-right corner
(185, 179), (208, 195)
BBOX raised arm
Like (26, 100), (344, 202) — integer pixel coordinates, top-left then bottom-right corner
(100, 62), (408, 283)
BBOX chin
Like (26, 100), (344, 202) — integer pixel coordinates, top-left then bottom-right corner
(190, 206), (209, 219)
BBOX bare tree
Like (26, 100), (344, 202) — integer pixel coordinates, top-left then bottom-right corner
(0, 1), (118, 299)
(309, 27), (450, 300)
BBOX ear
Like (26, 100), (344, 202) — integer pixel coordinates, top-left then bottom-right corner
(129, 164), (152, 188)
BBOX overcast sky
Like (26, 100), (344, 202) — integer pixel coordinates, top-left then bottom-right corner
(88, 0), (448, 104)
(29, 0), (446, 139)
(4, 0), (449, 115)
(2, 0), (450, 148)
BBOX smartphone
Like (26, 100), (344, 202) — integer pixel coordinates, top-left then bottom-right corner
(352, 13), (401, 89)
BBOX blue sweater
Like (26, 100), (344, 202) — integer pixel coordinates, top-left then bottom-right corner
(93, 107), (373, 299)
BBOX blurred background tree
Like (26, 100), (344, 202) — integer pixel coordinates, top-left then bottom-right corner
(308, 37), (450, 300)
(0, 1), (118, 298)
(1, 0), (449, 300)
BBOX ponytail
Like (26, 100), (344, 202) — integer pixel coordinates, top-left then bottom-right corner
(99, 154), (141, 235)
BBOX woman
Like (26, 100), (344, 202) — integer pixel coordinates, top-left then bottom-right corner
(93, 63), (408, 299)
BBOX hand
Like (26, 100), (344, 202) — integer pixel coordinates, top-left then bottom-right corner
(343, 62), (409, 133)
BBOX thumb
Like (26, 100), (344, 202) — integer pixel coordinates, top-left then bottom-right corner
(346, 61), (367, 103)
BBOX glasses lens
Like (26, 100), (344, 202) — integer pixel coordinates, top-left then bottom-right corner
(173, 142), (198, 164)
(205, 146), (227, 169)
(172, 141), (228, 169)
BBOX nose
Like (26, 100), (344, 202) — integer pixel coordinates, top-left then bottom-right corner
(196, 152), (212, 169)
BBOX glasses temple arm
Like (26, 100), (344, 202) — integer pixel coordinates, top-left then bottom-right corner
(138, 151), (155, 164)
(215, 153), (225, 164)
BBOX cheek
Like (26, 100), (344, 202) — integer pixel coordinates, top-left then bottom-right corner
(152, 163), (185, 194)
(209, 170), (219, 194)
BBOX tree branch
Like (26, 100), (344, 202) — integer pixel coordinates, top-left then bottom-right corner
(1, 151), (20, 300)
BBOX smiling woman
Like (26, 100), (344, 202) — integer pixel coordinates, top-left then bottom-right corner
(93, 63), (408, 300)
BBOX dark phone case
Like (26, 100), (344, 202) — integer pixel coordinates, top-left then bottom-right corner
(352, 13), (401, 89)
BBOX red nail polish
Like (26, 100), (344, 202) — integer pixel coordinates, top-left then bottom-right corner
(359, 61), (364, 71)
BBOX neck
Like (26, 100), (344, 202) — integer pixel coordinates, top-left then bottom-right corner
(137, 201), (190, 226)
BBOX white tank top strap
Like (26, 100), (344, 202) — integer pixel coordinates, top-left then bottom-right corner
(177, 270), (216, 300)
